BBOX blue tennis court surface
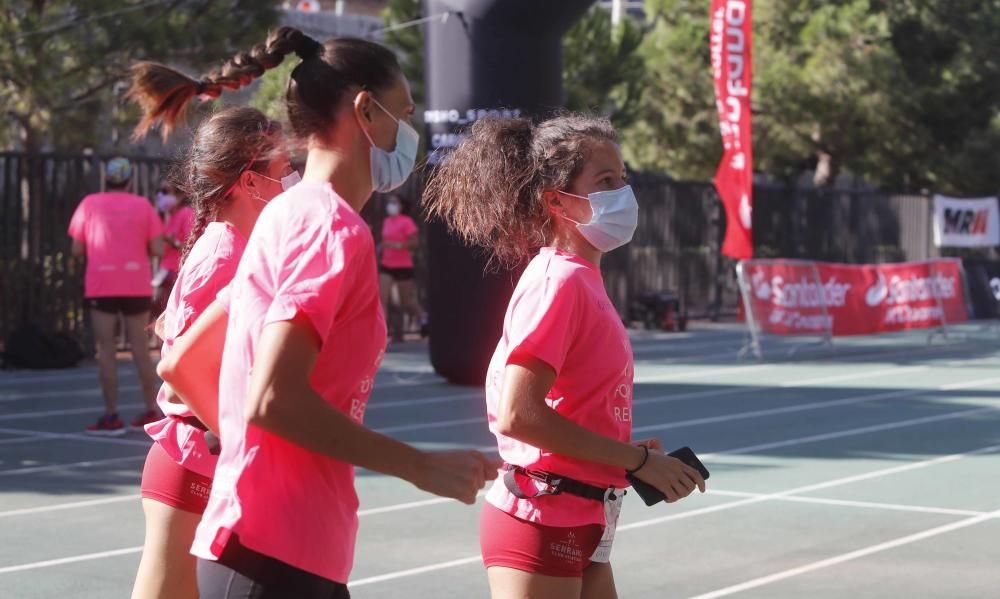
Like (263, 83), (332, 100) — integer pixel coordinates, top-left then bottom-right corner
(1, 323), (998, 598)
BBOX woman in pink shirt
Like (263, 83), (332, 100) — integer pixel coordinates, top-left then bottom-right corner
(121, 99), (294, 598)
(151, 28), (496, 598)
(379, 194), (425, 340)
(69, 157), (164, 435)
(152, 182), (195, 318)
(424, 115), (707, 599)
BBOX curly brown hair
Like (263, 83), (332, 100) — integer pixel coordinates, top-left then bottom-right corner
(126, 27), (400, 142)
(422, 114), (618, 268)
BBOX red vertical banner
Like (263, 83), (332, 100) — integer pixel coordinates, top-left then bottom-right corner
(710, 0), (753, 259)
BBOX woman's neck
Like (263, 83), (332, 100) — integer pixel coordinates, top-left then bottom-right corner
(550, 228), (602, 267)
(302, 142), (373, 213)
(217, 198), (259, 241)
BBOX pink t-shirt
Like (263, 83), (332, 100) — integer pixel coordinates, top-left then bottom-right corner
(380, 215), (418, 269)
(67, 191), (163, 298)
(192, 181), (387, 584)
(160, 205), (196, 273)
(145, 222), (247, 479)
(484, 247), (634, 528)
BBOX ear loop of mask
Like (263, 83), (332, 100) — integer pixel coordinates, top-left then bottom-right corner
(220, 120), (274, 200)
(358, 94), (396, 149)
(555, 190), (591, 226)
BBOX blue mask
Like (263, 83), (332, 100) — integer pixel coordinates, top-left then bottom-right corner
(361, 97), (419, 193)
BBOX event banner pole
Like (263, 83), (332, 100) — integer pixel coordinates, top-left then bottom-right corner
(735, 260), (763, 360)
(710, 0), (753, 260)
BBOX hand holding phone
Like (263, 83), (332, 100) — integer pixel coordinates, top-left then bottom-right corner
(626, 446), (709, 506)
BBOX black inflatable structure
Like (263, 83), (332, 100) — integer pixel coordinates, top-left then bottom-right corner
(423, 0), (593, 385)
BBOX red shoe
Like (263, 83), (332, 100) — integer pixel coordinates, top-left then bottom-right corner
(130, 409), (161, 431)
(85, 413), (126, 436)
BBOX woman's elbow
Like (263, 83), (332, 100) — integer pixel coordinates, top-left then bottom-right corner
(495, 408), (528, 438)
(245, 387), (281, 428)
(156, 354), (177, 384)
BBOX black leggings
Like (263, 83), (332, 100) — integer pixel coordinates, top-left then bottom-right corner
(197, 535), (350, 599)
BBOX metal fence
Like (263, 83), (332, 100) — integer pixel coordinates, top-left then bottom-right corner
(0, 153), (168, 348)
(0, 151), (962, 346)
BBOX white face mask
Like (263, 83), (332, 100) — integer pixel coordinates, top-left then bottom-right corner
(156, 192), (178, 213)
(559, 185), (639, 252)
(386, 202), (401, 216)
(256, 170), (301, 191)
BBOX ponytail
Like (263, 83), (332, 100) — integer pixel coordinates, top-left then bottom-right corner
(127, 27), (322, 140)
(423, 118), (545, 268)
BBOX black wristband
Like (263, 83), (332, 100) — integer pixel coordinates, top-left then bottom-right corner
(626, 445), (649, 475)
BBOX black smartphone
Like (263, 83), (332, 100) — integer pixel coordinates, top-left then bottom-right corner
(626, 446), (710, 506)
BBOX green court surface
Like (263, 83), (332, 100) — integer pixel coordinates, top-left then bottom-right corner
(1, 323), (998, 598)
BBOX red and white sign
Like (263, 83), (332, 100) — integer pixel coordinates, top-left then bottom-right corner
(742, 259), (968, 336)
(933, 195), (1000, 248)
(710, 0), (753, 259)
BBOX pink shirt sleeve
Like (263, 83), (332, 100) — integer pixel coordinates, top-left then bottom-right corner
(147, 202), (164, 240)
(68, 199), (88, 241)
(403, 217), (418, 238)
(263, 230), (350, 343)
(506, 275), (579, 374)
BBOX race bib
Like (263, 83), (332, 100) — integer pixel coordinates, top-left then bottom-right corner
(589, 488), (624, 563)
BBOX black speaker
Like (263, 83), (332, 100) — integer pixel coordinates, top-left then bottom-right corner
(423, 0), (593, 384)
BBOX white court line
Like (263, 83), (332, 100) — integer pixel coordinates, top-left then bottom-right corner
(0, 385), (141, 403)
(367, 390), (483, 410)
(634, 362), (777, 383)
(348, 442), (1000, 588)
(708, 489), (990, 518)
(461, 403), (1000, 456)
(708, 406), (998, 458)
(5, 432), (997, 577)
(0, 490), (476, 521)
(0, 357), (794, 422)
(0, 436), (54, 446)
(0, 403), (144, 422)
(0, 547), (144, 575)
(0, 370), (132, 387)
(371, 371), (1000, 438)
(0, 454), (146, 476)
(632, 371), (1000, 435)
(0, 426), (151, 448)
(0, 494), (142, 519)
(350, 556), (483, 588)
(634, 365), (933, 407)
(375, 417), (485, 434)
(0, 377), (441, 403)
(686, 508), (1000, 599)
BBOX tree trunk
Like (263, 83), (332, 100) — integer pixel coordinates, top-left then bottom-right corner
(813, 149), (841, 188)
(21, 122), (44, 263)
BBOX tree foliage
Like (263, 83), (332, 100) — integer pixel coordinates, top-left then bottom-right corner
(0, 0), (278, 152)
(562, 6), (647, 130)
(382, 0), (424, 106)
(630, 0), (1000, 194)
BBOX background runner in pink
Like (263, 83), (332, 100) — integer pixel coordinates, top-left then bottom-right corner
(160, 204), (196, 273)
(192, 181), (386, 582)
(68, 191), (163, 298)
(485, 247), (633, 528)
(380, 211), (418, 269)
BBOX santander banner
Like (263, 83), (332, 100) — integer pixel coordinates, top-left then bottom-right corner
(743, 260), (968, 336)
(710, 0), (753, 259)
